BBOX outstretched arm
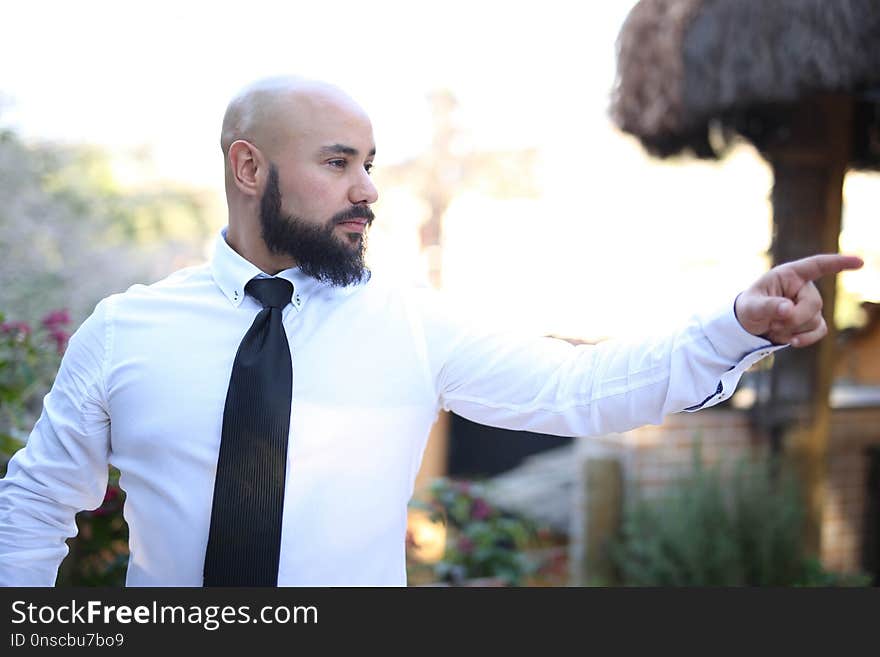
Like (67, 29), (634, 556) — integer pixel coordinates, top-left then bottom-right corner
(420, 254), (863, 438)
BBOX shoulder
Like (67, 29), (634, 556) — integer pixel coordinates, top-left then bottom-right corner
(127, 262), (212, 296)
(354, 269), (435, 308)
(103, 262), (213, 307)
(360, 271), (486, 334)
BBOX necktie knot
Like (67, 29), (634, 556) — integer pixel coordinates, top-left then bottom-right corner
(246, 277), (293, 310)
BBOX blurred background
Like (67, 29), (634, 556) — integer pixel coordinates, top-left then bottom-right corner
(1, 0), (877, 586)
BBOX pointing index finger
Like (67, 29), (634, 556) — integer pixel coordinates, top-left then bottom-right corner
(785, 254), (864, 281)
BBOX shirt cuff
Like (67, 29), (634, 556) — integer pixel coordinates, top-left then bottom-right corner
(699, 296), (787, 365)
(681, 299), (787, 412)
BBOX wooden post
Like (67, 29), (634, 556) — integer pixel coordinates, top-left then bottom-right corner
(765, 94), (854, 557)
(572, 457), (623, 586)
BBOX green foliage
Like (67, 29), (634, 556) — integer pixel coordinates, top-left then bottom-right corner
(0, 309), (69, 476)
(0, 121), (212, 326)
(56, 470), (128, 587)
(610, 443), (872, 586)
(408, 477), (540, 585)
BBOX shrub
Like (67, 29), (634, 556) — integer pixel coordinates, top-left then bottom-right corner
(609, 443), (871, 586)
(408, 477), (542, 586)
(0, 309), (70, 475)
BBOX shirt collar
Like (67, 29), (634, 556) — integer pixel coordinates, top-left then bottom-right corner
(210, 226), (368, 309)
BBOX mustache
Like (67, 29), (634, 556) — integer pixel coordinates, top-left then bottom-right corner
(331, 206), (375, 225)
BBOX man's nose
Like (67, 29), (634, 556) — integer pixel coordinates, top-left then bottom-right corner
(349, 170), (378, 205)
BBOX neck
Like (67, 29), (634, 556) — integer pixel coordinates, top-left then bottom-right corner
(226, 220), (296, 276)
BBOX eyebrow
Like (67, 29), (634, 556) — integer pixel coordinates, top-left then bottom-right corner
(318, 143), (376, 158)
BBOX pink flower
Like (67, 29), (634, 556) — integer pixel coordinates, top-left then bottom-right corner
(457, 536), (474, 555)
(48, 327), (69, 354)
(1, 321), (31, 338)
(41, 309), (71, 329)
(471, 498), (492, 521)
(91, 487), (120, 517)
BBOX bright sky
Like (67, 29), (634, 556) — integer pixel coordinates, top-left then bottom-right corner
(2, 0), (631, 183)
(3, 0), (877, 340)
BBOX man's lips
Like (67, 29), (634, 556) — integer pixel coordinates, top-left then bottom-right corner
(337, 219), (368, 233)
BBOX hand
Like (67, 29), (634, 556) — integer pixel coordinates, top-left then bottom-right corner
(734, 254), (864, 348)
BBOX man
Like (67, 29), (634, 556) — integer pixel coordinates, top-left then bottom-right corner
(0, 76), (863, 586)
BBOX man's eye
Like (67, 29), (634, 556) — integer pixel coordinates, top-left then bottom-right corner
(365, 163), (374, 175)
(328, 159), (346, 168)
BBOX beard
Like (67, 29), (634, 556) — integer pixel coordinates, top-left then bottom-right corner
(259, 163), (373, 287)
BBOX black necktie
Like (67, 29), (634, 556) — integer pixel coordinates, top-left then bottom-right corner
(203, 277), (294, 586)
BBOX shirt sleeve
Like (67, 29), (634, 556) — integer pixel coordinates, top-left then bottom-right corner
(416, 291), (786, 438)
(0, 298), (112, 586)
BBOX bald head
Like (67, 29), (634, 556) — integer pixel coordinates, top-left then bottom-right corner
(220, 76), (370, 163)
(220, 75), (379, 278)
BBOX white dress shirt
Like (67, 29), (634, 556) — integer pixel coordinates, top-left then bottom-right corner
(0, 227), (784, 586)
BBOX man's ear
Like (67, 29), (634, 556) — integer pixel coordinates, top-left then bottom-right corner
(228, 140), (264, 197)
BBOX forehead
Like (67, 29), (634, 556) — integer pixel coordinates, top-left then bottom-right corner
(283, 92), (375, 154)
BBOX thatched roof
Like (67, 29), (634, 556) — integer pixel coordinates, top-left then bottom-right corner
(611, 0), (880, 165)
